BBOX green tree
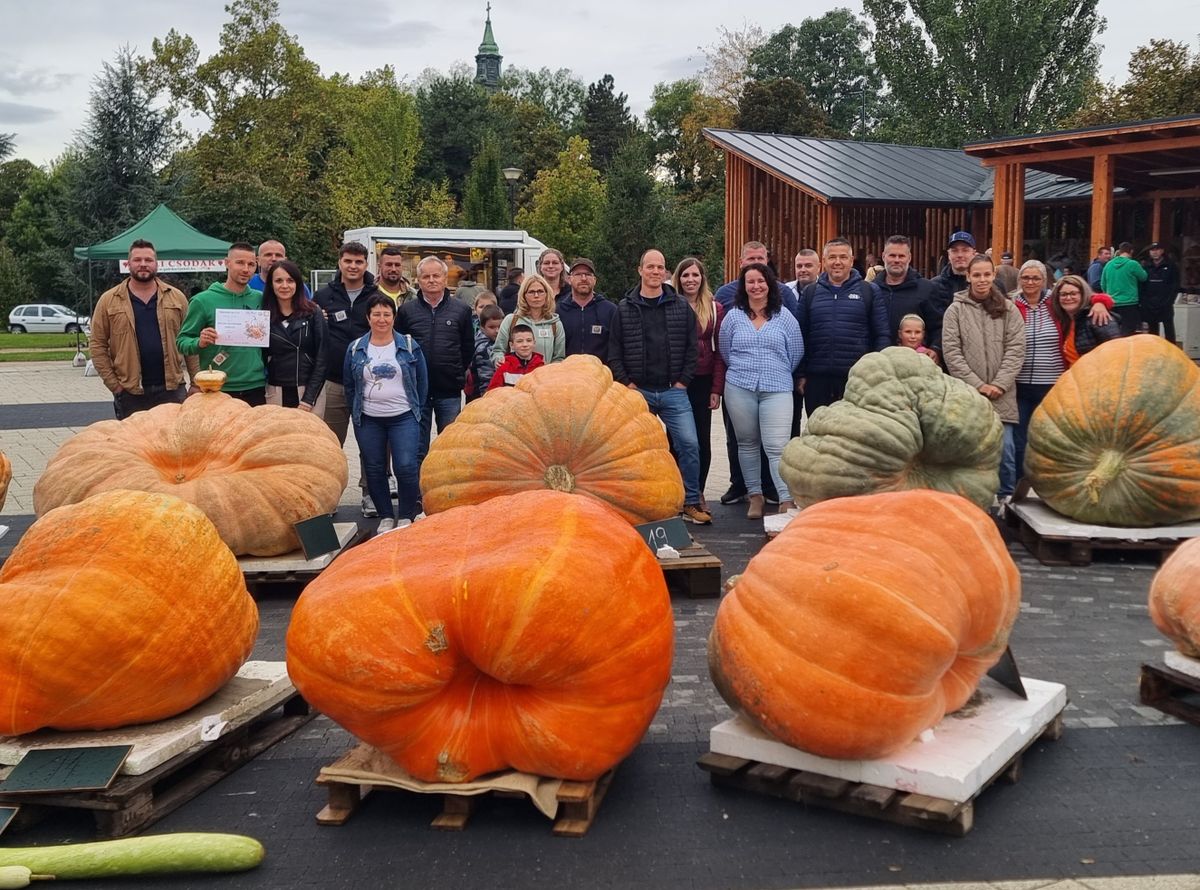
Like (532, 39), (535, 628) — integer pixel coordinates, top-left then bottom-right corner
(487, 91), (566, 192)
(515, 136), (606, 260)
(0, 241), (38, 321)
(0, 134), (14, 162)
(748, 10), (882, 137)
(414, 67), (493, 198)
(1069, 39), (1200, 126)
(7, 156), (87, 306)
(658, 186), (726, 285)
(580, 75), (637, 174)
(408, 181), (461, 228)
(463, 133), (511, 229)
(594, 140), (662, 297)
(0, 159), (41, 241)
(646, 79), (734, 193)
(735, 78), (831, 137)
(498, 67), (585, 131)
(864, 0), (1104, 146)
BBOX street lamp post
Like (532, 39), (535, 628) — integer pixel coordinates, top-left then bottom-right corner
(502, 167), (522, 228)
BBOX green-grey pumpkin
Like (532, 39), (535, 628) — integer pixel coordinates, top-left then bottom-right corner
(780, 347), (1003, 509)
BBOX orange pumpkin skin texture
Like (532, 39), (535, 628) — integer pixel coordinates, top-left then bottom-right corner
(1025, 335), (1200, 527)
(0, 490), (259, 735)
(32, 392), (349, 556)
(709, 490), (1020, 760)
(1149, 538), (1200, 658)
(286, 490), (674, 782)
(0, 449), (10, 511)
(419, 354), (684, 524)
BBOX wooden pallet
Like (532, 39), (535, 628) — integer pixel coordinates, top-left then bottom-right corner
(1139, 661), (1200, 726)
(316, 762), (615, 838)
(1006, 501), (1191, 567)
(697, 713), (1063, 836)
(660, 544), (722, 598)
(0, 694), (313, 838)
(239, 522), (363, 593)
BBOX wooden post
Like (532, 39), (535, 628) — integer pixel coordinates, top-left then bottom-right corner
(992, 164), (1011, 261)
(1151, 197), (1163, 244)
(817, 203), (839, 249)
(1090, 154), (1115, 260)
(1010, 164), (1026, 263)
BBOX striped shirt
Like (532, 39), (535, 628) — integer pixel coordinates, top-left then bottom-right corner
(718, 308), (805, 393)
(1015, 294), (1063, 385)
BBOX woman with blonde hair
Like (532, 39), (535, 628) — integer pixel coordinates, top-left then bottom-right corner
(536, 248), (571, 302)
(674, 257), (725, 510)
(491, 273), (566, 366)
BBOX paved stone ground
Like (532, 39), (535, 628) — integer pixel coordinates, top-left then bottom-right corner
(2, 361), (1198, 890)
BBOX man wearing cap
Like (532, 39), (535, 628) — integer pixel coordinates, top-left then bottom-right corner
(1101, 242), (1148, 335)
(558, 258), (615, 361)
(1000, 251), (1014, 266)
(1141, 242), (1180, 342)
(928, 232), (977, 346)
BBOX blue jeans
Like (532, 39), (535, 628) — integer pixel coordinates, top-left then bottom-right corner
(724, 384), (794, 502)
(417, 395), (463, 462)
(999, 422), (1017, 498)
(638, 386), (701, 505)
(1015, 382), (1054, 484)
(356, 410), (420, 520)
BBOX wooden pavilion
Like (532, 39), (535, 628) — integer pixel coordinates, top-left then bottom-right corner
(706, 116), (1200, 288)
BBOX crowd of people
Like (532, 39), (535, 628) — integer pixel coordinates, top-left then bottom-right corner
(87, 230), (1184, 532)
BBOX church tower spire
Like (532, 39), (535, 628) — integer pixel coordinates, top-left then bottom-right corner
(475, 3), (502, 91)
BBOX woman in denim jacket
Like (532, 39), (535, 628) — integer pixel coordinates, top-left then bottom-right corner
(344, 293), (429, 533)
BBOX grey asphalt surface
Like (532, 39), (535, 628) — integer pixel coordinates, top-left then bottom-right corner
(2, 395), (1198, 889)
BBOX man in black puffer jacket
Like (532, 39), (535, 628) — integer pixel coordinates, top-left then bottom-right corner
(796, 239), (890, 415)
(397, 255), (475, 462)
(874, 235), (943, 352)
(608, 249), (709, 525)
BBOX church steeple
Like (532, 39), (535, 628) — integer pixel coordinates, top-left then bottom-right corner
(475, 3), (502, 91)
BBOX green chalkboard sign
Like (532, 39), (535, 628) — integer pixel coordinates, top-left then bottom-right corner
(294, 513), (340, 561)
(0, 745), (132, 794)
(634, 516), (693, 554)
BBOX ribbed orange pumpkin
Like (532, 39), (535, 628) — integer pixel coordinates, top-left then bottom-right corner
(0, 449), (10, 512)
(709, 490), (1020, 760)
(1025, 335), (1200, 526)
(32, 392), (348, 555)
(286, 490), (674, 782)
(419, 354), (684, 524)
(0, 490), (259, 735)
(1149, 538), (1200, 658)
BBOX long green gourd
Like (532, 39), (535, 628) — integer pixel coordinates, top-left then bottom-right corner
(0, 834), (264, 880)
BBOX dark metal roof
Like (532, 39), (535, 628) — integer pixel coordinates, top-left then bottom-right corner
(704, 128), (1099, 206)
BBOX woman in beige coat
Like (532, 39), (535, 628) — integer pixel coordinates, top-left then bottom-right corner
(942, 253), (1026, 502)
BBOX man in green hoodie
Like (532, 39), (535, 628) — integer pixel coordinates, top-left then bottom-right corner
(177, 242), (268, 404)
(1100, 241), (1148, 336)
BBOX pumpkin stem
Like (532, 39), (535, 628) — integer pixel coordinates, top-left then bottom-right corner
(543, 465), (576, 493)
(1083, 450), (1125, 504)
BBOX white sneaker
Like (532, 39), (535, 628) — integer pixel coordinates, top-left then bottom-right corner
(361, 495), (378, 518)
(395, 519), (412, 530)
(376, 518), (396, 536)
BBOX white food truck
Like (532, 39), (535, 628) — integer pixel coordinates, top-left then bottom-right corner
(315, 227), (548, 295)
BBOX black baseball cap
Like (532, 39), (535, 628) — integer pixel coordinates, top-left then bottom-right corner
(948, 231), (976, 248)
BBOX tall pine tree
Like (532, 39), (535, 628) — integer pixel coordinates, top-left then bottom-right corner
(594, 139), (661, 297)
(580, 74), (637, 174)
(463, 133), (511, 229)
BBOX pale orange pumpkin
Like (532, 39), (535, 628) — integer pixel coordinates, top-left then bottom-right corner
(0, 449), (10, 512)
(419, 354), (684, 524)
(709, 490), (1021, 760)
(32, 392), (348, 556)
(1149, 538), (1200, 658)
(0, 489), (259, 735)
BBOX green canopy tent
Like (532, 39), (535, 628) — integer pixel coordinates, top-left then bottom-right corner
(74, 203), (231, 312)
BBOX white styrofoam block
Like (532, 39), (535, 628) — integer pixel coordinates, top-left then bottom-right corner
(1010, 500), (1200, 541)
(236, 522), (357, 573)
(0, 661), (295, 776)
(709, 676), (1067, 803)
(1165, 649), (1200, 680)
(763, 513), (794, 537)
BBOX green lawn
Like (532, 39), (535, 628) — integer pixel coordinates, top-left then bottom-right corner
(0, 350), (80, 362)
(0, 332), (87, 349)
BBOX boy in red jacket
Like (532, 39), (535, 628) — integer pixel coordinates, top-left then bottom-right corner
(487, 323), (545, 391)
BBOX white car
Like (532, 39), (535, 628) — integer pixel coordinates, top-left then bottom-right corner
(8, 304), (90, 334)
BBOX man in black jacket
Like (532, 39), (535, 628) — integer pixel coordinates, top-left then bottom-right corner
(1141, 242), (1181, 342)
(558, 257), (615, 360)
(397, 255), (475, 462)
(609, 249), (710, 525)
(927, 231), (977, 350)
(875, 235), (943, 352)
(314, 241), (382, 517)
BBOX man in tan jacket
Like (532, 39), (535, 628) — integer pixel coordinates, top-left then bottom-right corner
(90, 239), (199, 419)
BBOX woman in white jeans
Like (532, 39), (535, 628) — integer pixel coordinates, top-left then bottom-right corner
(718, 261), (805, 519)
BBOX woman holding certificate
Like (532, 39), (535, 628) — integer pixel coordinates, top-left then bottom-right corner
(262, 260), (328, 412)
(344, 293), (429, 533)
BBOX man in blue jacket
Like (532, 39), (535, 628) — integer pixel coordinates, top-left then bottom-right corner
(557, 257), (615, 361)
(796, 238), (891, 415)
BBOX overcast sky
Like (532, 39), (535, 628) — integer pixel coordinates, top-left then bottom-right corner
(3, 0), (1198, 165)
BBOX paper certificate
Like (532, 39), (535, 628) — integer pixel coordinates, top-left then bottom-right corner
(214, 308), (270, 348)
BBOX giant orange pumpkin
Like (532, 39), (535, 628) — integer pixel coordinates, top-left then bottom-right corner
(419, 355), (684, 524)
(286, 490), (674, 782)
(32, 391), (349, 555)
(0, 449), (10, 512)
(709, 490), (1020, 760)
(1025, 335), (1200, 527)
(0, 490), (259, 735)
(1149, 538), (1200, 658)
